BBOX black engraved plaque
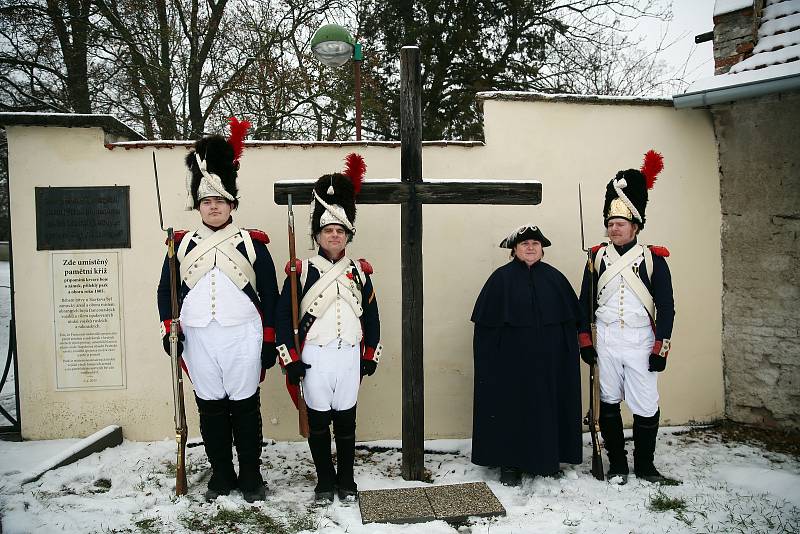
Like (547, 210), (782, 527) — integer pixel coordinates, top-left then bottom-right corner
(35, 186), (131, 250)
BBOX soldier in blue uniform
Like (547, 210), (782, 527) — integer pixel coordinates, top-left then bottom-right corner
(578, 150), (675, 483)
(275, 154), (381, 502)
(157, 120), (279, 502)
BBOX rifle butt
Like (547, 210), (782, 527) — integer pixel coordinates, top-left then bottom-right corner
(175, 428), (188, 495)
(591, 452), (605, 481)
(298, 385), (310, 438)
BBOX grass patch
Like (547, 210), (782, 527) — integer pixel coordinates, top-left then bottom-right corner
(180, 506), (318, 534)
(133, 517), (159, 534)
(685, 420), (800, 459)
(648, 490), (688, 513)
(91, 478), (112, 493)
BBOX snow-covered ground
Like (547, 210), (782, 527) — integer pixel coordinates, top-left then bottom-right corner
(1, 427), (798, 533)
(0, 261), (14, 419)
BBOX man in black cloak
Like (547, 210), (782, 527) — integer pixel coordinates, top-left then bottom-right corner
(471, 225), (582, 486)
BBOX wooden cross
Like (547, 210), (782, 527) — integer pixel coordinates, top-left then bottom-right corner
(274, 46), (542, 480)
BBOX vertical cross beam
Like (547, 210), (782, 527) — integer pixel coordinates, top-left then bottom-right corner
(400, 46), (424, 481)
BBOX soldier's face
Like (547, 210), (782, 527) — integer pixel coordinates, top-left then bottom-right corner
(606, 218), (638, 246)
(513, 239), (543, 266)
(199, 196), (232, 227)
(317, 225), (347, 258)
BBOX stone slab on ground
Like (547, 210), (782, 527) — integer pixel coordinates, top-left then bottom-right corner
(359, 487), (435, 524)
(359, 481), (506, 525)
(20, 425), (123, 484)
(425, 481), (506, 522)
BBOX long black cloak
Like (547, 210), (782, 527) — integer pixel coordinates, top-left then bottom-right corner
(471, 259), (582, 474)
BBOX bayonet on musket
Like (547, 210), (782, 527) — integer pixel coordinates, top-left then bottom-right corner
(154, 152), (189, 495)
(580, 183), (604, 482)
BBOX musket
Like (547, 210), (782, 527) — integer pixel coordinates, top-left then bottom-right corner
(287, 194), (310, 438)
(580, 183), (604, 481)
(154, 152), (189, 495)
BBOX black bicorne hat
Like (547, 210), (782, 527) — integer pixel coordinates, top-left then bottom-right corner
(499, 225), (552, 248)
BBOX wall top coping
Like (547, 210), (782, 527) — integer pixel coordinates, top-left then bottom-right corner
(476, 91), (673, 107)
(108, 140), (486, 150)
(0, 112), (144, 141)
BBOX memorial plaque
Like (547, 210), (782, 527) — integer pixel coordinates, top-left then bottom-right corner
(52, 251), (126, 390)
(36, 186), (131, 250)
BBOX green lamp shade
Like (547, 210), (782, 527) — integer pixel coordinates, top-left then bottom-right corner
(311, 24), (355, 67)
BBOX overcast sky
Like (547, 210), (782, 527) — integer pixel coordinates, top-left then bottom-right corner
(633, 0), (717, 91)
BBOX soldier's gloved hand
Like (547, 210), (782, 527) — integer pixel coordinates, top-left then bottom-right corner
(360, 359), (377, 377)
(285, 360), (311, 385)
(580, 346), (598, 366)
(261, 342), (278, 370)
(162, 331), (184, 357)
(648, 353), (667, 372)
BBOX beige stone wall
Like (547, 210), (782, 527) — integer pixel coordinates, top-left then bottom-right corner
(714, 92), (800, 431)
(6, 95), (723, 441)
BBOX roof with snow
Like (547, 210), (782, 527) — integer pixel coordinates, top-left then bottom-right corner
(477, 92), (672, 106)
(0, 112), (144, 141)
(675, 0), (800, 107)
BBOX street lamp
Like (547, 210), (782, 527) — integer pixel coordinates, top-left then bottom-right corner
(311, 24), (363, 141)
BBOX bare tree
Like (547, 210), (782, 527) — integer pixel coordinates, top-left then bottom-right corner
(0, 0), (101, 113)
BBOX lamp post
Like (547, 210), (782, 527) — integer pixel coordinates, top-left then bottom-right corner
(311, 24), (363, 141)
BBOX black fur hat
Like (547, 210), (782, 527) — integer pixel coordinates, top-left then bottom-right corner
(185, 134), (239, 210)
(603, 151), (664, 229)
(311, 172), (357, 236)
(603, 169), (649, 228)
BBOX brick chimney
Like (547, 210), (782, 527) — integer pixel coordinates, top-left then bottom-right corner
(712, 0), (763, 74)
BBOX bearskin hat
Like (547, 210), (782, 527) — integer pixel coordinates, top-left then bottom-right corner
(184, 117), (250, 211)
(309, 153), (365, 242)
(311, 173), (357, 235)
(603, 150), (664, 229)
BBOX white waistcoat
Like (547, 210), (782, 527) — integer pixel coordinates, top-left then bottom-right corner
(177, 224), (256, 290)
(180, 267), (260, 327)
(303, 255), (364, 346)
(595, 250), (651, 328)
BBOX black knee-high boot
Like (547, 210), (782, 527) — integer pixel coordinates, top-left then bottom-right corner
(332, 405), (358, 499)
(230, 390), (265, 502)
(599, 402), (629, 481)
(307, 407), (336, 501)
(633, 409), (666, 482)
(195, 395), (237, 501)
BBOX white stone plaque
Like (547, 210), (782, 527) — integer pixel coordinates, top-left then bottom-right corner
(52, 252), (126, 390)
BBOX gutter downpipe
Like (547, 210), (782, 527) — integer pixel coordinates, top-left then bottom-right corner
(673, 73), (800, 108)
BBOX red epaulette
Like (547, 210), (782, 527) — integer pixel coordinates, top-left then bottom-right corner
(246, 229), (270, 244)
(590, 243), (607, 254)
(284, 259), (302, 276)
(358, 258), (374, 275)
(648, 245), (670, 257)
(165, 230), (188, 245)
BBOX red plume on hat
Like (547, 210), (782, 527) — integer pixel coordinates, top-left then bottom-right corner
(227, 116), (251, 165)
(343, 153), (366, 195)
(640, 149), (664, 190)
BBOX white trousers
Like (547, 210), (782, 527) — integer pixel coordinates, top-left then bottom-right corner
(301, 340), (360, 412)
(183, 317), (262, 401)
(597, 321), (659, 417)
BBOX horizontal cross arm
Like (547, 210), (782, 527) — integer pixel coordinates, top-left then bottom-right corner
(274, 179), (541, 205)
